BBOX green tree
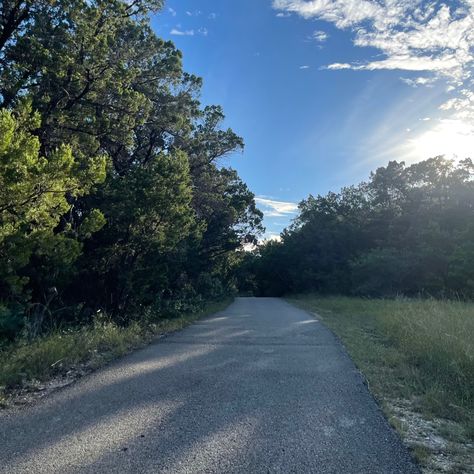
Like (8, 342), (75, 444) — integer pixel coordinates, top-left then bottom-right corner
(249, 157), (474, 298)
(77, 151), (196, 316)
(0, 0), (263, 340)
(0, 104), (106, 336)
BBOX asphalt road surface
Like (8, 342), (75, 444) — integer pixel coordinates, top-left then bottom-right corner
(0, 297), (419, 473)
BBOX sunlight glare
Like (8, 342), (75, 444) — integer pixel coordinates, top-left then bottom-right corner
(408, 119), (474, 161)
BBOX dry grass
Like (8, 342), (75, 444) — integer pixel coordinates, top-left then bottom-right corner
(0, 299), (231, 405)
(288, 295), (474, 471)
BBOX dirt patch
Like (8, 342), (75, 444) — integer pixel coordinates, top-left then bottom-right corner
(386, 399), (474, 474)
(1, 365), (91, 408)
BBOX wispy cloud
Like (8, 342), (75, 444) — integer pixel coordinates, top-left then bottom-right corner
(170, 27), (208, 37)
(272, 1), (474, 82)
(170, 28), (195, 36)
(168, 7), (176, 17)
(274, 0), (474, 159)
(299, 65), (310, 69)
(324, 62), (352, 70)
(185, 10), (202, 17)
(273, 0), (474, 81)
(311, 30), (329, 43)
(255, 197), (298, 217)
(400, 76), (437, 88)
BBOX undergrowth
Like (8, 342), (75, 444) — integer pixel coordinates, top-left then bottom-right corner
(0, 299), (231, 405)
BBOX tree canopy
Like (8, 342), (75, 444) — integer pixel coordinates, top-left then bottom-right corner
(246, 157), (474, 299)
(0, 0), (263, 341)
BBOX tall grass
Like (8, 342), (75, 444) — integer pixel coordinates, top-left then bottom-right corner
(288, 296), (474, 435)
(0, 321), (148, 391)
(378, 299), (474, 410)
(0, 299), (231, 405)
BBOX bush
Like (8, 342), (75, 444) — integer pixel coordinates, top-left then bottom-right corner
(0, 304), (23, 342)
(350, 249), (416, 297)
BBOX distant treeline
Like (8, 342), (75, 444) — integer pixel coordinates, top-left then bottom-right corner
(0, 0), (262, 342)
(240, 157), (474, 298)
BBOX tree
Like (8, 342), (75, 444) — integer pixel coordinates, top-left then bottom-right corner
(0, 0), (263, 341)
(248, 157), (474, 298)
(75, 151), (196, 316)
(0, 104), (106, 337)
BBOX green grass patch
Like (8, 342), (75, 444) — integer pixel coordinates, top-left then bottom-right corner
(287, 295), (474, 442)
(0, 299), (231, 405)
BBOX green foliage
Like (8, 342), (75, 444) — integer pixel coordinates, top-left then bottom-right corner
(0, 303), (23, 342)
(0, 105), (106, 310)
(350, 248), (416, 296)
(250, 157), (474, 298)
(0, 0), (262, 343)
(448, 225), (474, 293)
(78, 151), (197, 315)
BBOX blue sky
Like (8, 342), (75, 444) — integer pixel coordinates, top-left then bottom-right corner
(151, 1), (474, 239)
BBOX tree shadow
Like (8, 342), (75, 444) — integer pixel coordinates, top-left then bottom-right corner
(0, 298), (419, 473)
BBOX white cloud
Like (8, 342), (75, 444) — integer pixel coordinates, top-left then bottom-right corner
(273, 0), (382, 27)
(325, 62), (353, 70)
(311, 30), (329, 43)
(274, 0), (474, 158)
(208, 12), (217, 20)
(263, 233), (282, 243)
(299, 65), (310, 69)
(170, 28), (195, 36)
(400, 76), (436, 88)
(245, 232), (282, 248)
(273, 1), (474, 81)
(168, 7), (176, 17)
(170, 27), (208, 37)
(255, 197), (298, 217)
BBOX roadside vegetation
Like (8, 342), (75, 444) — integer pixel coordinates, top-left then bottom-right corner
(0, 0), (261, 392)
(289, 295), (474, 472)
(0, 299), (231, 406)
(239, 157), (474, 300)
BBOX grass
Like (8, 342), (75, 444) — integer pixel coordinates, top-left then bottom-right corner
(0, 299), (232, 406)
(287, 295), (474, 469)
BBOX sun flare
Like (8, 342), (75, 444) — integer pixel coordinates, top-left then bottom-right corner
(408, 119), (474, 162)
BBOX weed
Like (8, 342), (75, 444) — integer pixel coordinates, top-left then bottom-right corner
(0, 299), (231, 404)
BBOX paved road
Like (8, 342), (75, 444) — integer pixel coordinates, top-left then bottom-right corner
(0, 297), (419, 473)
